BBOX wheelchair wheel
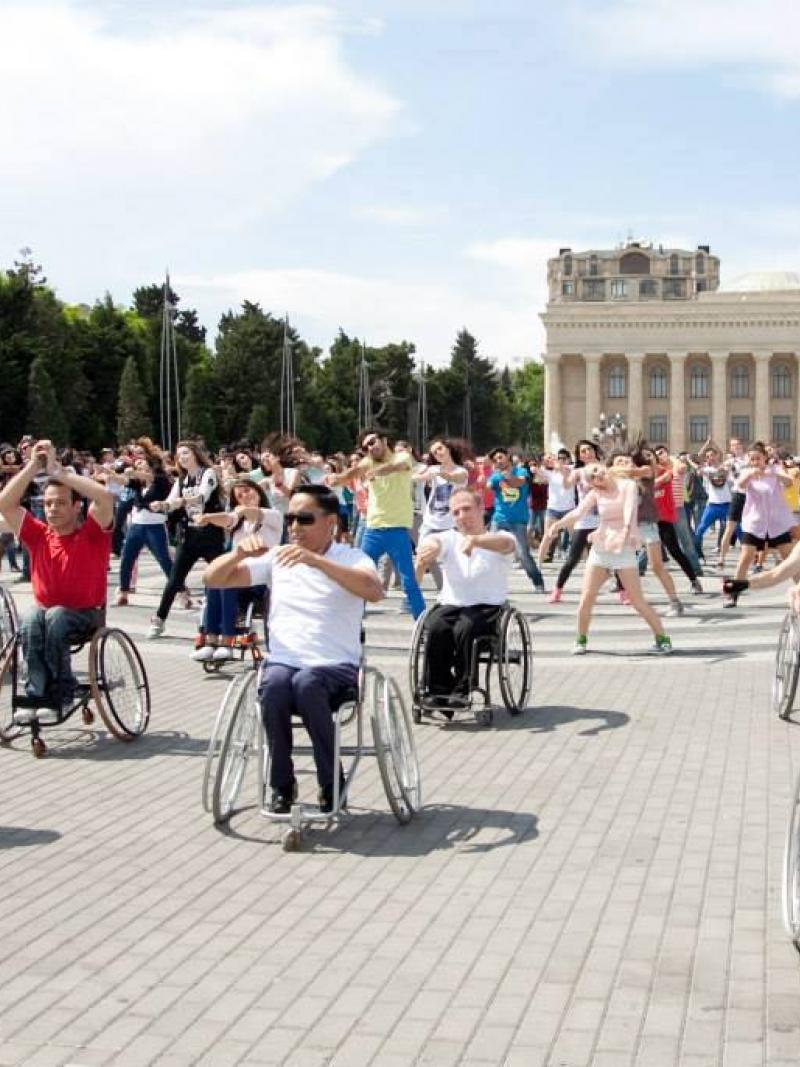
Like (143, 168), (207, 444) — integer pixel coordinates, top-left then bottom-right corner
(773, 612), (800, 720)
(408, 607), (431, 718)
(782, 771), (800, 949)
(497, 607), (532, 714)
(212, 671), (260, 825)
(371, 671), (421, 825)
(90, 629), (150, 740)
(0, 634), (22, 743)
(338, 660), (365, 729)
(0, 586), (18, 654)
(202, 671), (252, 812)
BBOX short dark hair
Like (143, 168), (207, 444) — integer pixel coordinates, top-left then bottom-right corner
(44, 479), (81, 503)
(290, 484), (340, 515)
(359, 427), (392, 448)
(489, 446), (509, 460)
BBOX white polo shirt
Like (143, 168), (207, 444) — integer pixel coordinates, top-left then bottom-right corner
(244, 543), (376, 667)
(427, 528), (514, 607)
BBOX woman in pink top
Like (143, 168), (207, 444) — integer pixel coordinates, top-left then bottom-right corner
(542, 459), (671, 656)
(726, 442), (794, 606)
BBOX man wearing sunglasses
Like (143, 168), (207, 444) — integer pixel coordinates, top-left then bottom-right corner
(204, 485), (383, 814)
(328, 429), (426, 618)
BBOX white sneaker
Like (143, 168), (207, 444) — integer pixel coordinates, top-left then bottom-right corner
(146, 617), (164, 640)
(212, 645), (235, 662)
(191, 645), (215, 662)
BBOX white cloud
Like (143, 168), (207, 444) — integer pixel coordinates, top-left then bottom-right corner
(571, 0), (800, 97)
(0, 2), (401, 227)
(177, 264), (541, 366)
(354, 204), (446, 226)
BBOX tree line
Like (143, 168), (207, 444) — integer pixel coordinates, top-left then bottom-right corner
(0, 252), (544, 454)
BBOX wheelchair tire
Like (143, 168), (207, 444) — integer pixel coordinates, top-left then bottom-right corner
(202, 671), (252, 813)
(782, 771), (800, 949)
(0, 635), (22, 743)
(371, 671), (421, 825)
(773, 612), (800, 720)
(408, 607), (431, 717)
(0, 586), (19, 655)
(497, 607), (532, 715)
(212, 671), (260, 825)
(90, 629), (151, 740)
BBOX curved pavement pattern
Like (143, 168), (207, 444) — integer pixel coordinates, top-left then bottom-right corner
(0, 554), (799, 1067)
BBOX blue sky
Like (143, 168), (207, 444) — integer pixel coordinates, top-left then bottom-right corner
(2, 0), (799, 366)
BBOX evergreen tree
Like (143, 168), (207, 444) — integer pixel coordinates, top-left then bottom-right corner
(246, 403), (272, 445)
(27, 356), (69, 444)
(116, 355), (152, 442)
(182, 358), (219, 450)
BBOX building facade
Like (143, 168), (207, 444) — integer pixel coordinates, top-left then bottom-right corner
(539, 241), (800, 452)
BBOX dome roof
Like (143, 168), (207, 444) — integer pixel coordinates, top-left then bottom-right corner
(723, 270), (800, 292)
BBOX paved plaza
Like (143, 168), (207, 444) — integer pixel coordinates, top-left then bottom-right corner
(1, 555), (799, 1067)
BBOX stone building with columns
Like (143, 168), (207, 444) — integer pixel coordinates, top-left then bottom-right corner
(540, 240), (800, 452)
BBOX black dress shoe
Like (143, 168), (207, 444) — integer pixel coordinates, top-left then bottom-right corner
(269, 780), (298, 814)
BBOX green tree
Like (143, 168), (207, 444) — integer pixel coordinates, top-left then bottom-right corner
(508, 360), (545, 450)
(182, 357), (219, 450)
(116, 355), (152, 442)
(246, 403), (272, 445)
(27, 356), (69, 444)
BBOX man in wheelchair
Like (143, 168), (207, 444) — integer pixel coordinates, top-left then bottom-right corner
(415, 487), (515, 715)
(0, 439), (113, 711)
(204, 484), (383, 813)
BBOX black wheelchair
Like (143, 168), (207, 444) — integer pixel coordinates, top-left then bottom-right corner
(0, 588), (150, 757)
(202, 642), (421, 850)
(198, 587), (268, 676)
(409, 602), (532, 727)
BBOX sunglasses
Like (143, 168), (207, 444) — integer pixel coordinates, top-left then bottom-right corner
(286, 511), (320, 527)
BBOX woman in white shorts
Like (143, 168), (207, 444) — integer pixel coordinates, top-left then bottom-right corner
(541, 461), (672, 656)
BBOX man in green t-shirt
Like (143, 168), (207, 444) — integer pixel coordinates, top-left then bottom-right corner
(330, 430), (425, 618)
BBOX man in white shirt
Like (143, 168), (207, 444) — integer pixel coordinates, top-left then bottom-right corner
(204, 485), (383, 813)
(415, 487), (515, 712)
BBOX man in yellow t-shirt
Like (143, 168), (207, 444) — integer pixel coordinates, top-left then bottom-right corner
(330, 430), (425, 618)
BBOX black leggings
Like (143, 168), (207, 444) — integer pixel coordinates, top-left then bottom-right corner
(156, 526), (225, 622)
(657, 521), (698, 582)
(556, 528), (592, 590)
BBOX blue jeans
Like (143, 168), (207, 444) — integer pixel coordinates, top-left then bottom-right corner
(20, 605), (102, 702)
(674, 509), (702, 574)
(202, 587), (239, 637)
(361, 526), (425, 618)
(119, 523), (173, 592)
(490, 518), (544, 588)
(694, 502), (729, 556)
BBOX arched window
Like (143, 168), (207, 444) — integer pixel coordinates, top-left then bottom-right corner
(695, 253), (705, 275)
(730, 364), (749, 399)
(649, 367), (668, 399)
(773, 363), (792, 399)
(670, 253), (679, 275)
(690, 364), (708, 399)
(589, 254), (599, 277)
(563, 254), (572, 276)
(619, 251), (650, 275)
(608, 365), (626, 399)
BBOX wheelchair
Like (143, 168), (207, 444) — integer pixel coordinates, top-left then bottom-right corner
(199, 588), (267, 675)
(202, 651), (421, 850)
(0, 589), (150, 757)
(773, 611), (800, 720)
(409, 602), (532, 727)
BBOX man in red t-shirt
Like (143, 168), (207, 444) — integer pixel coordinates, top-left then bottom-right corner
(0, 440), (113, 708)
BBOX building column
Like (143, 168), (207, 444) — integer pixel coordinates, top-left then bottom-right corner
(709, 351), (728, 445)
(753, 351), (771, 442)
(543, 354), (561, 450)
(627, 353), (646, 437)
(584, 353), (602, 438)
(667, 352), (687, 450)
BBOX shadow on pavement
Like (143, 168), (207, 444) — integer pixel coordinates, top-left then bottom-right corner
(429, 704), (629, 737)
(217, 803), (539, 857)
(0, 827), (61, 848)
(4, 729), (209, 760)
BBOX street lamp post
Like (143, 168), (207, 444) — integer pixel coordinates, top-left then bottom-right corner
(591, 411), (627, 449)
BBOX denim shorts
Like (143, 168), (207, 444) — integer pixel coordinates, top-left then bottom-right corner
(587, 546), (639, 571)
(638, 521), (661, 545)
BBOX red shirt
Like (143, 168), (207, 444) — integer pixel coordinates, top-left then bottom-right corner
(653, 468), (677, 523)
(20, 511), (111, 610)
